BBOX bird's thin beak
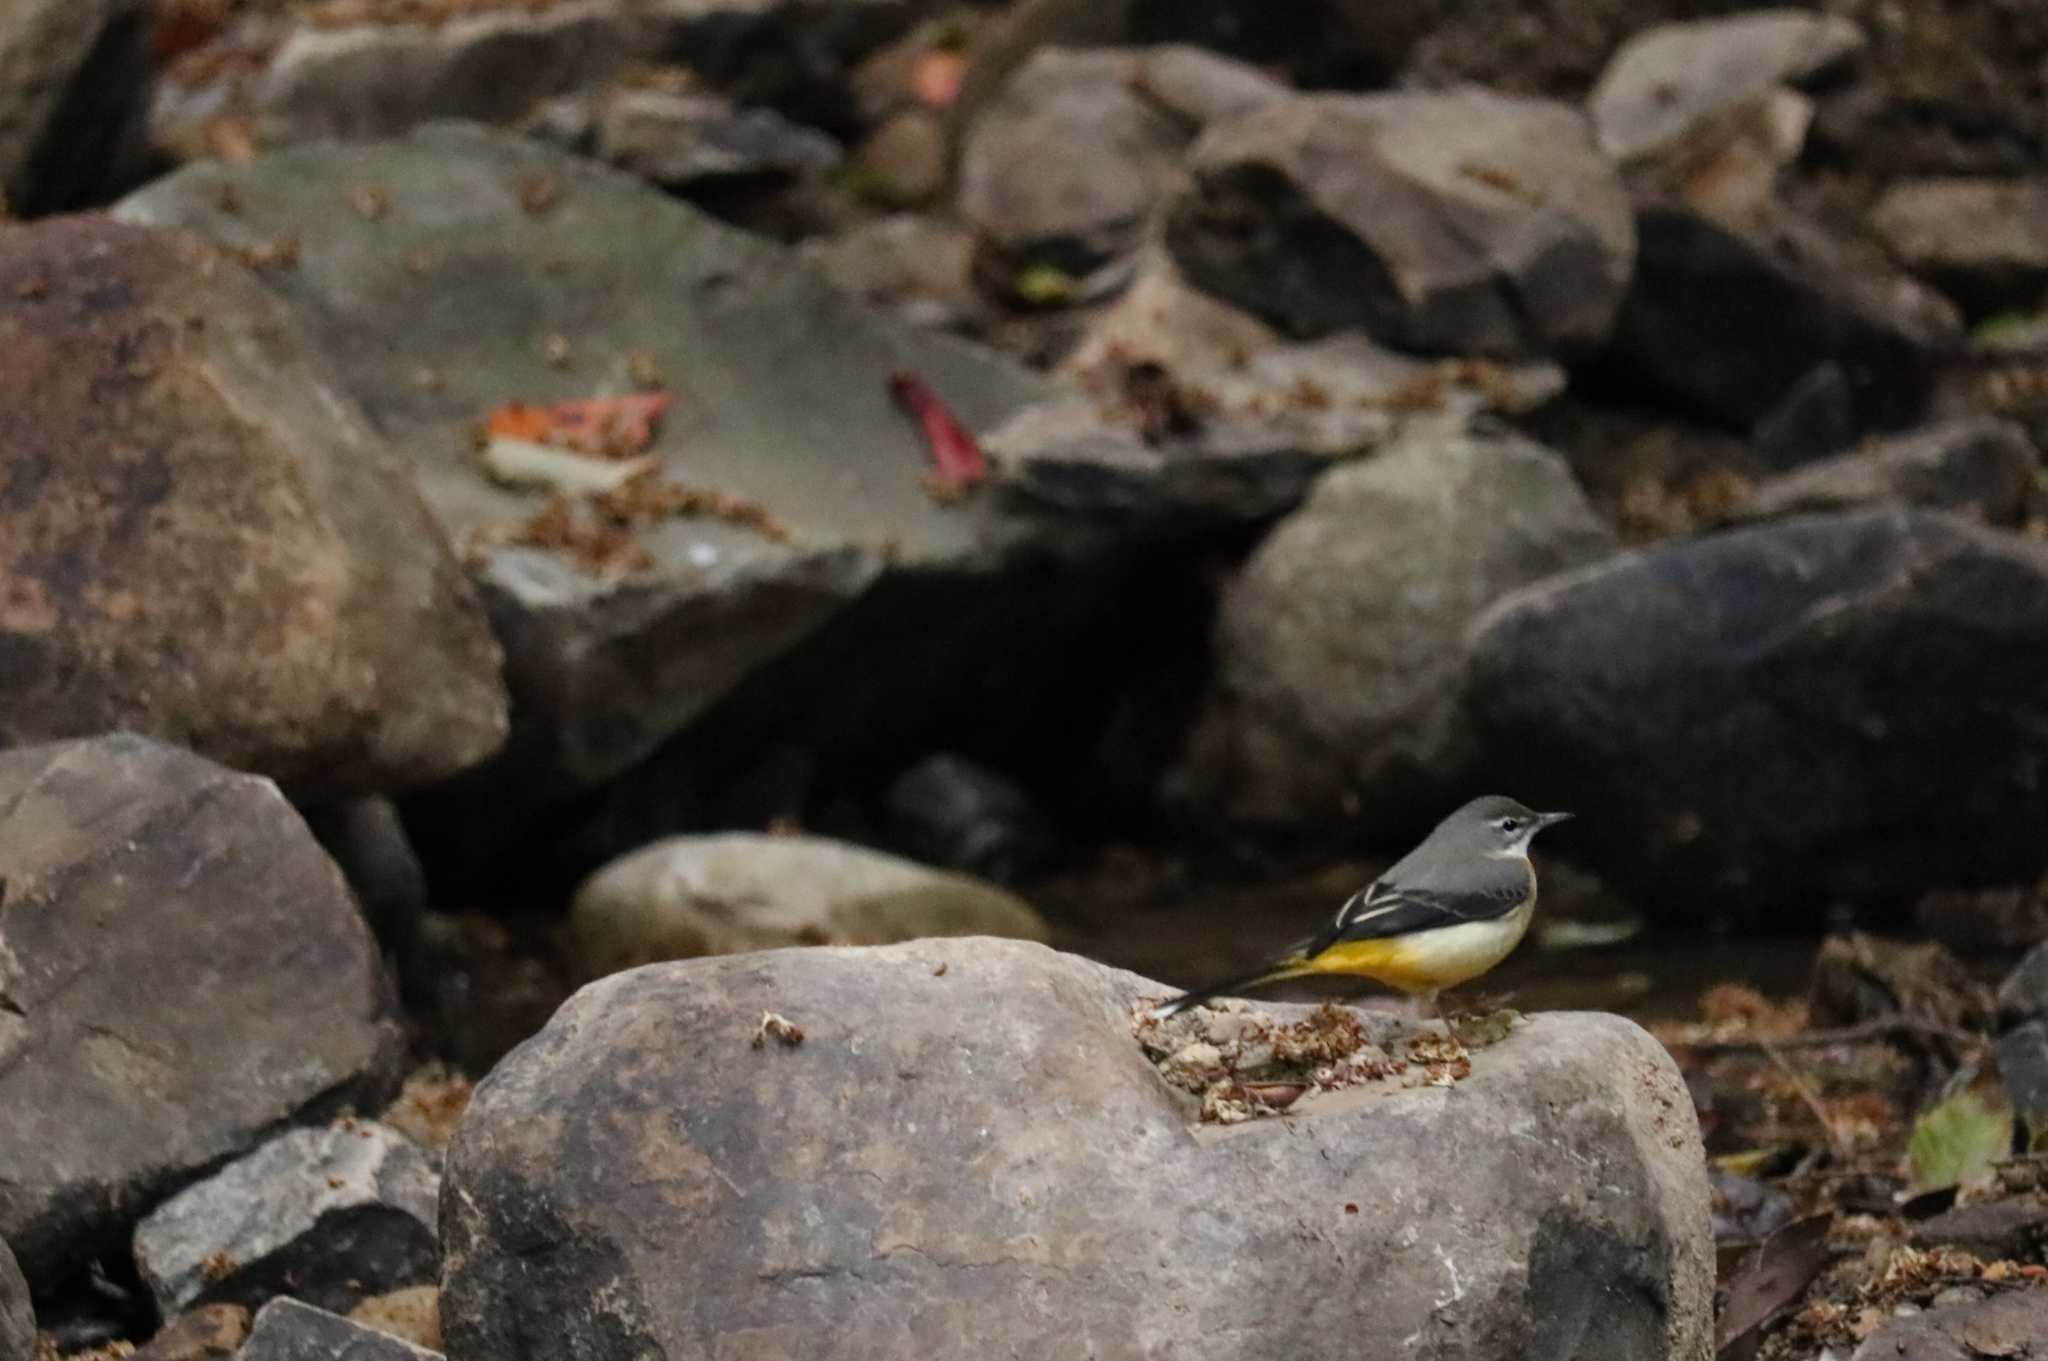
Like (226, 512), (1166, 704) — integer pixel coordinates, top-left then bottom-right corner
(1537, 811), (1574, 829)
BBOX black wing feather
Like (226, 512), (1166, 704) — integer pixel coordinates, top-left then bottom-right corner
(1301, 871), (1528, 960)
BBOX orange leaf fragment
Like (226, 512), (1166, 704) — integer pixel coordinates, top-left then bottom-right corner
(479, 391), (673, 460)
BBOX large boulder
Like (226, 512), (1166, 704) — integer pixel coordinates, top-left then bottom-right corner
(0, 214), (507, 800)
(115, 123), (1058, 827)
(1167, 419), (1614, 834)
(1466, 507), (2048, 923)
(0, 735), (405, 1285)
(440, 938), (1712, 1361)
(566, 832), (1047, 982)
(0, 0), (151, 214)
(1166, 89), (1634, 359)
(134, 1121), (439, 1318)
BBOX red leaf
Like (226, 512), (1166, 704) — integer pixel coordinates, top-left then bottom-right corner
(889, 370), (986, 494)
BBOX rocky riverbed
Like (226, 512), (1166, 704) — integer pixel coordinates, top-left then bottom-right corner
(5, 1), (2048, 1358)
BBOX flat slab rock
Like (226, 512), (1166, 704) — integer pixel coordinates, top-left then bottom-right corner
(134, 1120), (439, 1318)
(0, 735), (405, 1285)
(115, 123), (1058, 801)
(441, 938), (1712, 1361)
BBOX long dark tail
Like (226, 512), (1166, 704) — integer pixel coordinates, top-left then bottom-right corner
(1150, 956), (1310, 1018)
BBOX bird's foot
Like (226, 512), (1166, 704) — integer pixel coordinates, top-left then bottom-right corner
(1439, 989), (1514, 1024)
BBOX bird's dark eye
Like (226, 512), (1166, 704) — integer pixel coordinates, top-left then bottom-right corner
(1499, 817), (1522, 835)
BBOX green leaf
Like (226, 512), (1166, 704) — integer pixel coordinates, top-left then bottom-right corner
(1012, 264), (1076, 306)
(1909, 1090), (2014, 1193)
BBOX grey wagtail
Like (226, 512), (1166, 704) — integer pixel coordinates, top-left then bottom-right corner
(1153, 796), (1572, 1018)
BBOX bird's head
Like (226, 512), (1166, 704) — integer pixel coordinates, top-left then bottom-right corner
(1443, 795), (1573, 858)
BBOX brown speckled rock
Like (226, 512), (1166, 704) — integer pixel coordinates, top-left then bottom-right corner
(0, 215), (507, 800)
(0, 735), (406, 1285)
(115, 124), (1053, 823)
(441, 938), (1712, 1361)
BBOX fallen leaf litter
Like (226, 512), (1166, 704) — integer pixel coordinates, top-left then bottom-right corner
(464, 390), (792, 575)
(1132, 998), (1515, 1124)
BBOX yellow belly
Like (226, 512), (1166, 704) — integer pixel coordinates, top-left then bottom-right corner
(1304, 902), (1533, 995)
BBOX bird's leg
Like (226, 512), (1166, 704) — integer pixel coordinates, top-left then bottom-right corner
(1413, 989), (1441, 1024)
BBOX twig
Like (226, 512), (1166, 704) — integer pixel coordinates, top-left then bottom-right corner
(1760, 1038), (1850, 1165)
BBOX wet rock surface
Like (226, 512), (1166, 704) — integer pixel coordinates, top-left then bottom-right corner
(1467, 507), (2048, 923)
(133, 1121), (439, 1318)
(440, 938), (1713, 1361)
(0, 734), (405, 1286)
(0, 214), (507, 800)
